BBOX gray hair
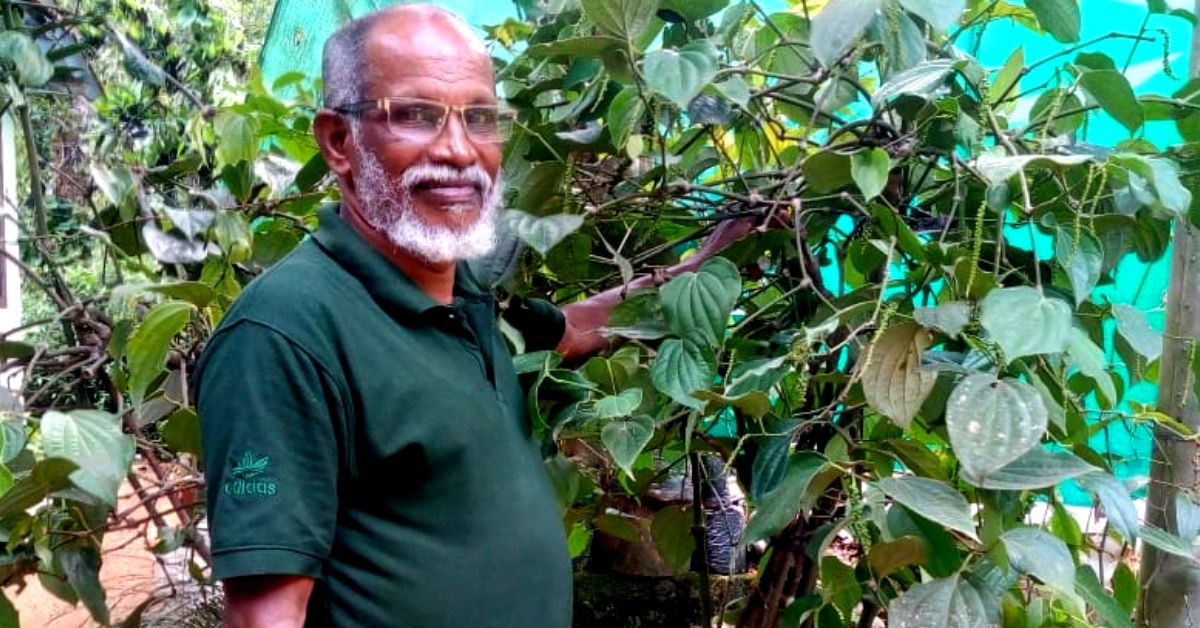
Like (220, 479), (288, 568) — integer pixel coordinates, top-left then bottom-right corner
(321, 4), (481, 110)
(322, 11), (380, 109)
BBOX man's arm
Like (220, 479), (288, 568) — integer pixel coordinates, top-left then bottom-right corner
(556, 216), (760, 360)
(223, 575), (315, 628)
(197, 321), (343, 627)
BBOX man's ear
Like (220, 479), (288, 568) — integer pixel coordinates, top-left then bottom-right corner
(314, 111), (354, 177)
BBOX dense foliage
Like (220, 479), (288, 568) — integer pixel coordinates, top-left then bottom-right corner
(489, 0), (1200, 626)
(0, 0), (1197, 626)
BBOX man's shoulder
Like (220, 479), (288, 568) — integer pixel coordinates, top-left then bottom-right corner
(215, 239), (367, 346)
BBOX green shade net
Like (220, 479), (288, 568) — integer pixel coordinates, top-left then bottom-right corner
(260, 0), (520, 93)
(260, 0), (1196, 502)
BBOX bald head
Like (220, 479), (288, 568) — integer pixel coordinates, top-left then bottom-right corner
(322, 4), (490, 109)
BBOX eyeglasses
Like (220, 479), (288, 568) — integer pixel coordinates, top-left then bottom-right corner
(333, 97), (515, 144)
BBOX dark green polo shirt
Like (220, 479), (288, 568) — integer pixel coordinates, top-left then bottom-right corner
(196, 205), (572, 627)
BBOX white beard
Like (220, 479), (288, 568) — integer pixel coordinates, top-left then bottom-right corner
(354, 147), (501, 264)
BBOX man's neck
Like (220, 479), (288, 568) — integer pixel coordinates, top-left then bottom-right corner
(340, 200), (457, 304)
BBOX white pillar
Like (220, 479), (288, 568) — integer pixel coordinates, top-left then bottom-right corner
(0, 113), (23, 394)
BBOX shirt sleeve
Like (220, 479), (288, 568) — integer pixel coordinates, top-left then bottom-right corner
(502, 296), (566, 352)
(196, 319), (346, 581)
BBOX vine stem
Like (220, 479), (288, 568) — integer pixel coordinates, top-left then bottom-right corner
(1026, 217), (1043, 292)
(11, 57), (78, 342)
(991, 33), (1156, 106)
(689, 452), (714, 628)
(1121, 15), (1153, 72)
(17, 106), (48, 240)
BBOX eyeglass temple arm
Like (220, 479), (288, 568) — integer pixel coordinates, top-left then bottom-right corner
(330, 100), (387, 114)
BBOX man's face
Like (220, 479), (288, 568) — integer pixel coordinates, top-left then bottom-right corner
(349, 15), (504, 264)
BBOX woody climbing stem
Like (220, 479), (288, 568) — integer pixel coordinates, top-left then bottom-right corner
(1138, 7), (1200, 617)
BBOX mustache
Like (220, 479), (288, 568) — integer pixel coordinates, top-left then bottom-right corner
(400, 163), (494, 194)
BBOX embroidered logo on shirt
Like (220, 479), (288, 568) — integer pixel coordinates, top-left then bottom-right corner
(223, 450), (278, 498)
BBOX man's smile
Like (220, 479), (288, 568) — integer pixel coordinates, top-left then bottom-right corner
(412, 180), (483, 209)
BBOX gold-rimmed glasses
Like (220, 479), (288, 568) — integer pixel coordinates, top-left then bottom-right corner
(333, 97), (515, 144)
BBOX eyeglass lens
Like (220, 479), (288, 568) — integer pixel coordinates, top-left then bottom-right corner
(386, 100), (511, 143)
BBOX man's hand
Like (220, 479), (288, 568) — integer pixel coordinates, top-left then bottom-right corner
(223, 575), (315, 628)
(556, 212), (772, 360)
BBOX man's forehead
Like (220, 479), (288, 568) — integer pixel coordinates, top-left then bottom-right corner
(366, 8), (488, 60)
(361, 11), (494, 94)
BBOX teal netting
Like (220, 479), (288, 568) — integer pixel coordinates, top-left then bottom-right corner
(259, 0), (1196, 502)
(260, 0), (519, 93)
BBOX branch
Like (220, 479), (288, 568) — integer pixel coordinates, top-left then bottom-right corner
(689, 452), (714, 628)
(0, 245), (70, 311)
(992, 33), (1156, 107)
(17, 105), (49, 242)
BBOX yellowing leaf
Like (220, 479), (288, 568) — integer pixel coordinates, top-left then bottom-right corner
(861, 323), (938, 428)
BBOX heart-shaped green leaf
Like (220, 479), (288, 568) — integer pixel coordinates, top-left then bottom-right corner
(660, 257), (741, 344)
(889, 575), (993, 628)
(651, 334), (717, 409)
(1031, 89), (1086, 134)
(0, 458), (76, 518)
(988, 46), (1024, 106)
(41, 410), (135, 507)
(1027, 0), (1081, 43)
(1055, 230), (1103, 306)
(868, 536), (929, 579)
(1080, 69), (1143, 133)
(851, 148), (891, 200)
(947, 374), (1048, 482)
(1066, 327), (1118, 406)
(897, 0), (965, 31)
(641, 40), (720, 108)
(1139, 526), (1197, 560)
(1112, 304), (1163, 362)
(822, 556), (861, 623)
(974, 153), (1093, 186)
(744, 453), (833, 543)
(127, 300), (193, 408)
(582, 0), (659, 39)
(608, 87), (646, 147)
(1077, 472), (1138, 541)
(651, 505), (697, 571)
(661, 0), (728, 21)
(879, 9), (926, 74)
(1075, 566), (1134, 628)
(214, 110), (261, 168)
(714, 77), (751, 108)
(601, 415), (655, 477)
(811, 0), (882, 68)
(872, 59), (957, 107)
(874, 476), (979, 541)
(594, 388), (644, 419)
(145, 282), (219, 308)
(914, 301), (971, 338)
(162, 408), (203, 457)
(802, 150), (853, 193)
(980, 287), (1072, 359)
(526, 36), (623, 58)
(1002, 527), (1076, 592)
(504, 210), (586, 256)
(967, 447), (1096, 490)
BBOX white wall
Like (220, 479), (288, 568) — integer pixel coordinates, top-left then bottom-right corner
(0, 114), (23, 394)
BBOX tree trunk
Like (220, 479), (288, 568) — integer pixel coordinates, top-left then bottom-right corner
(1136, 6), (1200, 623)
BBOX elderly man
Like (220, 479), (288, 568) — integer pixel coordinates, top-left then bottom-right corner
(197, 4), (754, 627)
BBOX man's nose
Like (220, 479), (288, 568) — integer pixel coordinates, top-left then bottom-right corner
(425, 110), (478, 169)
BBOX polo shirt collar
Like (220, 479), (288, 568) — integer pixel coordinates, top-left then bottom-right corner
(311, 204), (488, 319)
